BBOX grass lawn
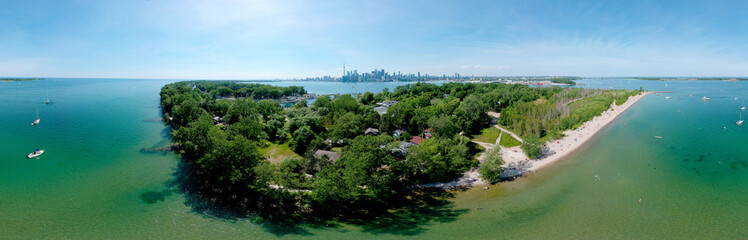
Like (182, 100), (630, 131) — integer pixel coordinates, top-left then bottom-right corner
(472, 126), (501, 143)
(259, 142), (301, 164)
(499, 132), (522, 147)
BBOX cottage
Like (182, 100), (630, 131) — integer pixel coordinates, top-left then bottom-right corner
(392, 129), (406, 138)
(409, 136), (425, 145)
(373, 106), (388, 115)
(392, 141), (415, 155)
(376, 101), (398, 108)
(364, 128), (380, 135)
(423, 128), (433, 138)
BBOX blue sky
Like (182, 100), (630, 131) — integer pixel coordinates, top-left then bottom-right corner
(1, 0), (746, 79)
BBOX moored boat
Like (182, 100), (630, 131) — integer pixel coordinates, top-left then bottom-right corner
(31, 108), (40, 125)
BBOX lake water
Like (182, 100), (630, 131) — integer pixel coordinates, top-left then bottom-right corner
(0, 78), (745, 239)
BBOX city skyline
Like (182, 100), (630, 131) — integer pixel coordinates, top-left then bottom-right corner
(1, 0), (747, 79)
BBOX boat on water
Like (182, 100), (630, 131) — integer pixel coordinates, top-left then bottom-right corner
(27, 149), (44, 158)
(738, 111), (744, 125)
(740, 100), (745, 110)
(654, 136), (662, 139)
(31, 108), (40, 125)
(702, 96), (710, 100)
(44, 94), (50, 104)
(665, 96), (672, 99)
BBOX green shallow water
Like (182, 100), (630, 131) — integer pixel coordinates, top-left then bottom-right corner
(0, 78), (745, 239)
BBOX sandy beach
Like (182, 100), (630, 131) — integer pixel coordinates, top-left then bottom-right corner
(418, 91), (651, 189)
(503, 91), (652, 172)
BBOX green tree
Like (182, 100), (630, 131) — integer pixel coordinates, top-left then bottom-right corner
(331, 94), (359, 114)
(289, 127), (316, 154)
(224, 98), (257, 124)
(172, 98), (203, 127)
(196, 135), (267, 191)
(521, 135), (544, 159)
(404, 135), (476, 184)
(359, 92), (375, 105)
(275, 157), (309, 189)
(455, 95), (488, 135)
(228, 116), (268, 141)
(310, 135), (398, 213)
(256, 99), (282, 120)
(479, 147), (504, 182)
(265, 114), (287, 142)
(381, 102), (414, 132)
(329, 112), (363, 142)
(427, 115), (458, 138)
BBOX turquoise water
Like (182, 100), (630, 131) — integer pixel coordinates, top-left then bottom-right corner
(0, 78), (745, 239)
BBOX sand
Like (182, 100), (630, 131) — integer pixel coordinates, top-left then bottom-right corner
(419, 91), (651, 189)
(503, 91), (652, 172)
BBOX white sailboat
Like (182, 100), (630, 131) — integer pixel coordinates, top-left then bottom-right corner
(31, 108), (40, 125)
(44, 94), (50, 104)
(740, 100), (745, 110)
(702, 96), (710, 100)
(738, 111), (744, 125)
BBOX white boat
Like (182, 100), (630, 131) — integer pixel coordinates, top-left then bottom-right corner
(31, 108), (40, 125)
(740, 100), (745, 110)
(665, 96), (672, 99)
(27, 149), (44, 158)
(738, 111), (744, 125)
(44, 94), (50, 104)
(702, 96), (710, 100)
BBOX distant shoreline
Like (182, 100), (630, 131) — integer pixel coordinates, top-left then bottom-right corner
(0, 78), (46, 82)
(588, 77), (748, 81)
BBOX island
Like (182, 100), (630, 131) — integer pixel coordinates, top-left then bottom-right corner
(160, 80), (644, 219)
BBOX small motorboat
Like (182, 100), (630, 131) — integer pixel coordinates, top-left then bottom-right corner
(27, 149), (44, 158)
(702, 96), (710, 100)
(665, 96), (672, 99)
(654, 136), (662, 139)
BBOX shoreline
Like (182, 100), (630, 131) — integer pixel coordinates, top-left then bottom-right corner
(503, 91), (652, 173)
(423, 91), (652, 189)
